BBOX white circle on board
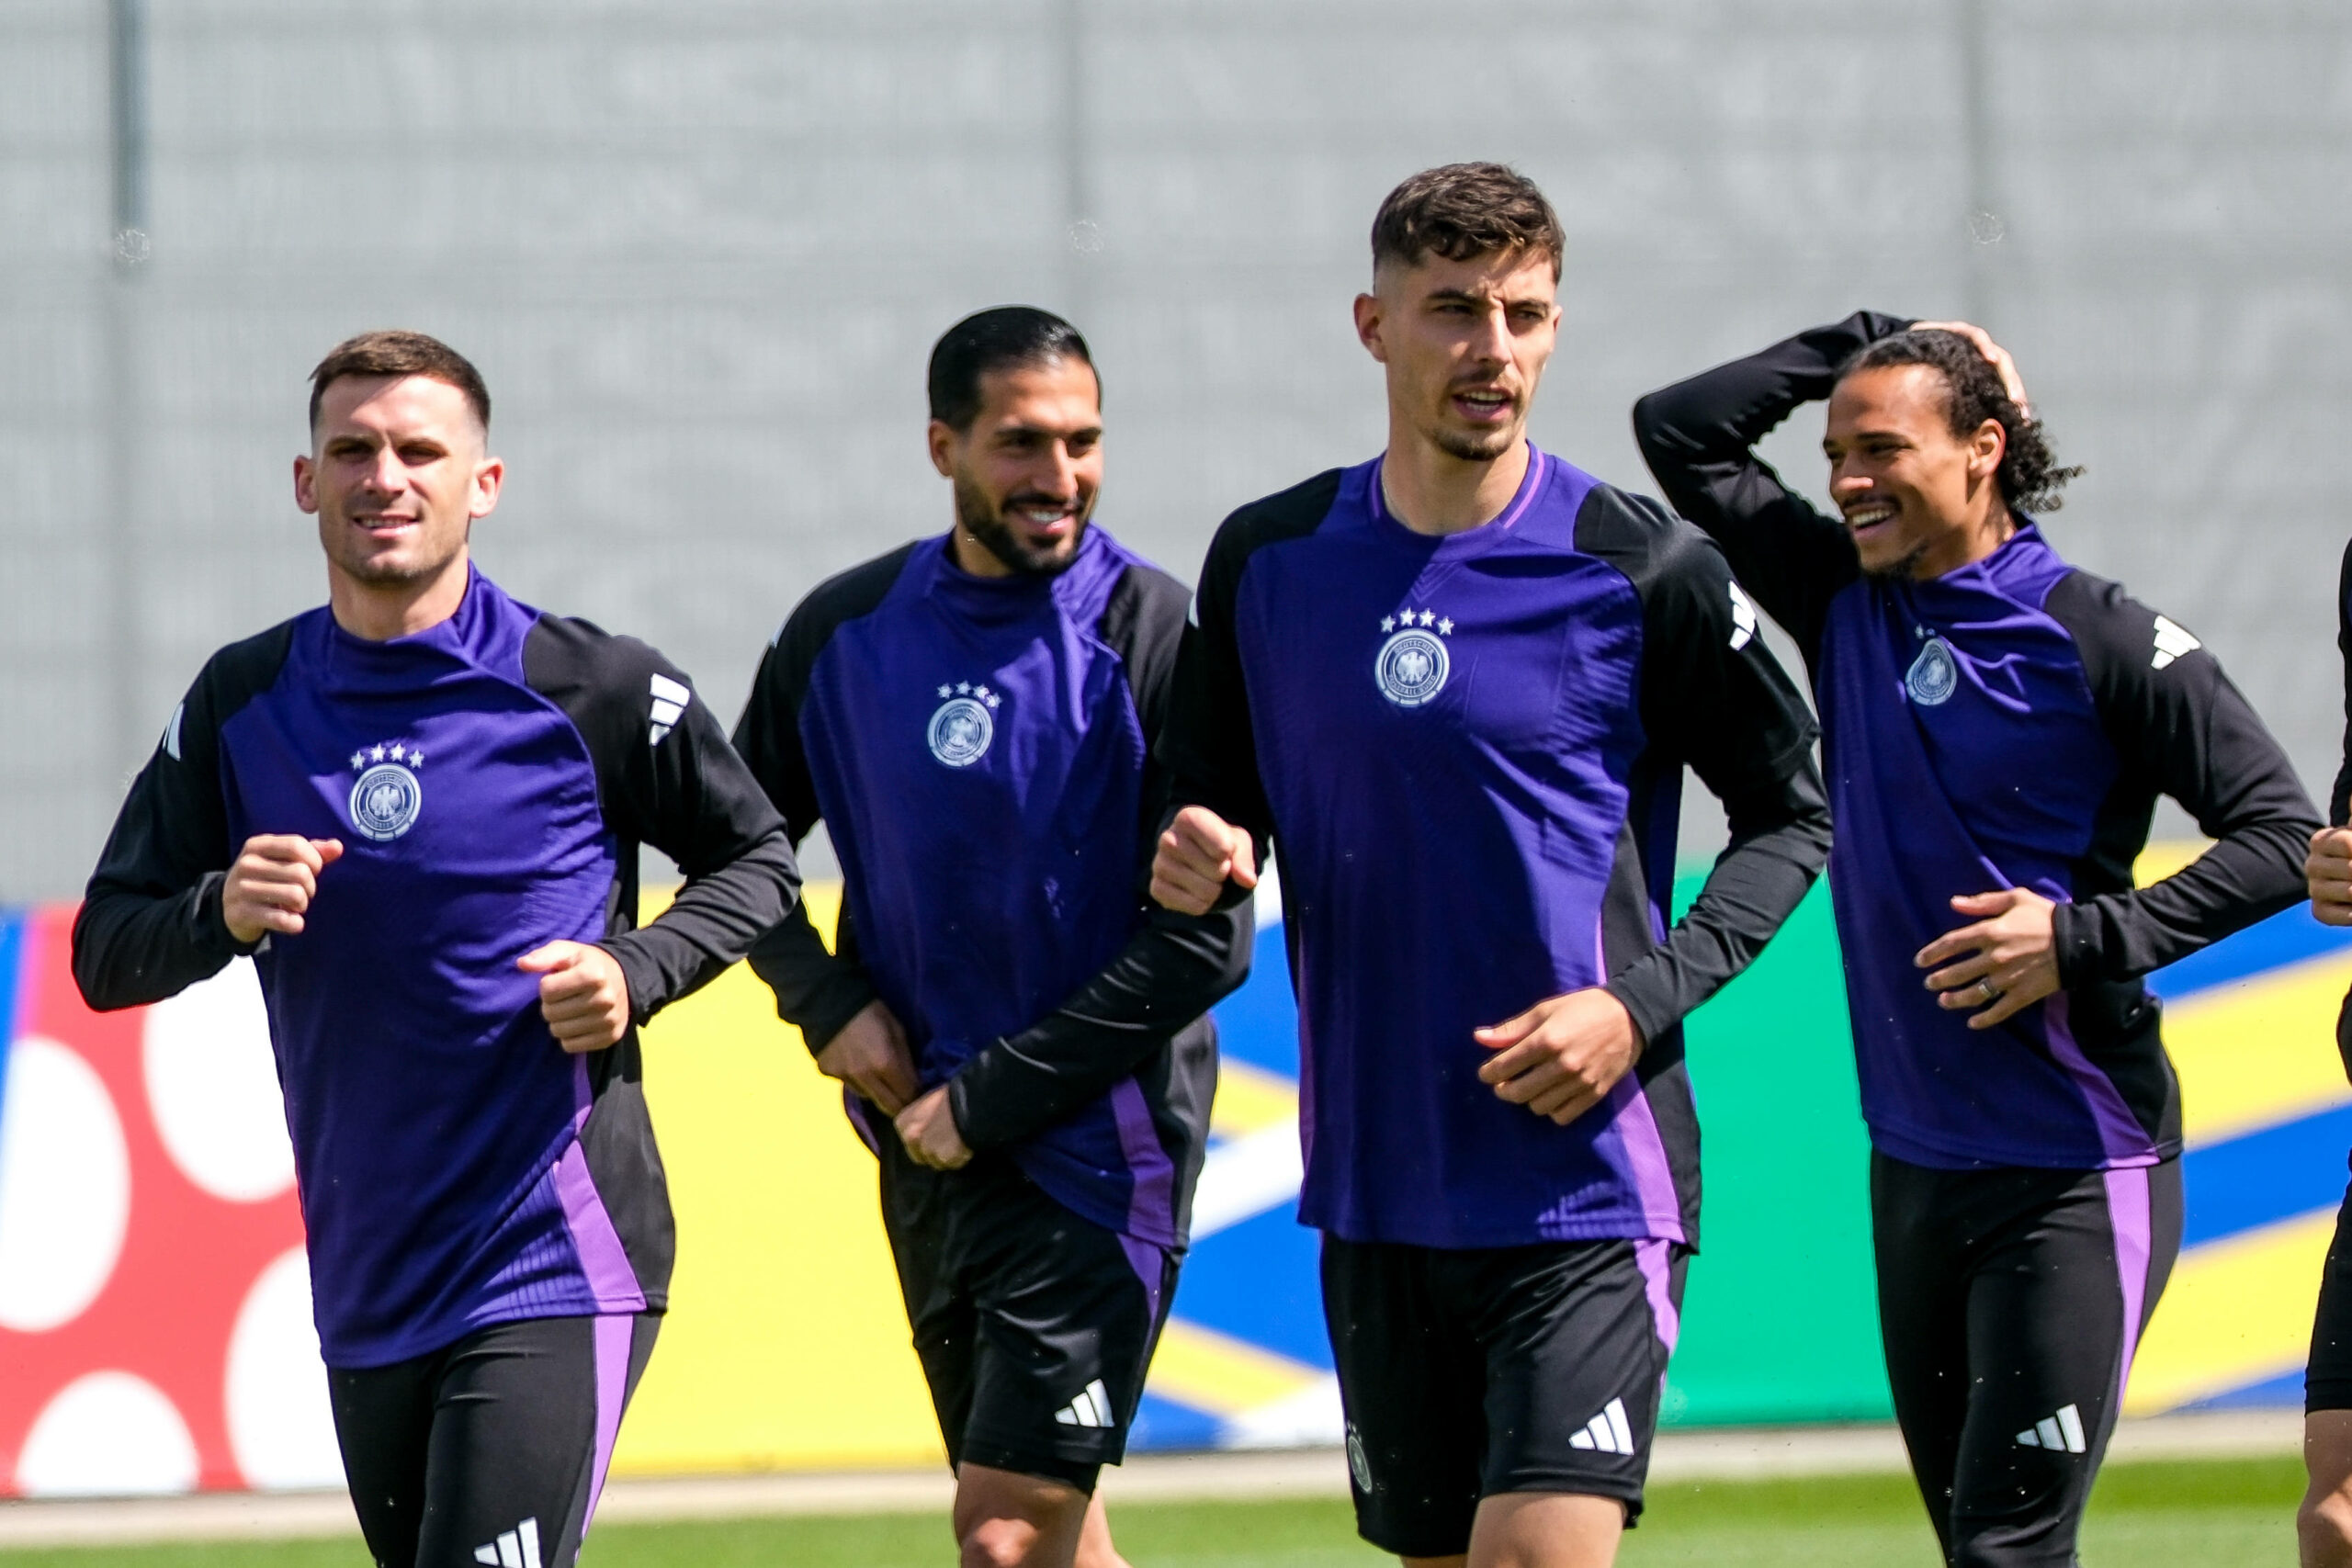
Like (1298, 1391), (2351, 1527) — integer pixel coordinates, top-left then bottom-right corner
(225, 1247), (345, 1491)
(16, 1371), (199, 1497)
(0, 1037), (131, 1332)
(141, 957), (294, 1203)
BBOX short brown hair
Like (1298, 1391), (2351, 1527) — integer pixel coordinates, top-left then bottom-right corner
(308, 330), (492, 434)
(1371, 163), (1565, 279)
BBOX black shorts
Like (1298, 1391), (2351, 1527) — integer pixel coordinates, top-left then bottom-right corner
(1320, 1233), (1688, 1559)
(1873, 1153), (2181, 1568)
(879, 1138), (1176, 1495)
(2308, 1169), (2352, 1412)
(328, 1312), (659, 1568)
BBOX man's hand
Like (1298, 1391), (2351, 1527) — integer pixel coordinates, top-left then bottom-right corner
(517, 942), (632, 1054)
(895, 1086), (972, 1170)
(221, 835), (345, 944)
(1916, 887), (2061, 1030)
(814, 1000), (921, 1114)
(1911, 320), (2032, 419)
(1475, 988), (1644, 1126)
(1151, 806), (1258, 916)
(2311, 828), (2352, 927)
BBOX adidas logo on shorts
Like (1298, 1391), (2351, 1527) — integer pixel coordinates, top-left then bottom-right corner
(1566, 1397), (1635, 1456)
(473, 1517), (542, 1568)
(1053, 1378), (1116, 1430)
(2014, 1404), (2087, 1454)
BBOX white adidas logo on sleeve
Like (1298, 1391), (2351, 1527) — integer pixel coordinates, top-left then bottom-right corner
(1566, 1396), (1635, 1456)
(473, 1517), (542, 1567)
(649, 673), (691, 746)
(1053, 1378), (1116, 1430)
(1727, 582), (1758, 651)
(2014, 1403), (2087, 1454)
(2151, 615), (2200, 671)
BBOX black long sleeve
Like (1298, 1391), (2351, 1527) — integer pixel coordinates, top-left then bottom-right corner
(1632, 310), (1914, 665)
(2041, 572), (2319, 984)
(73, 627), (290, 1011)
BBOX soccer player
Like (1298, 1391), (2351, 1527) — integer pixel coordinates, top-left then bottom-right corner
(1635, 316), (2317, 1566)
(2298, 543), (2352, 1567)
(73, 332), (798, 1568)
(731, 307), (1251, 1568)
(1149, 164), (1832, 1568)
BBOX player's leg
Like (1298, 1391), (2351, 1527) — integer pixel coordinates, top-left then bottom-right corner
(1871, 1151), (1974, 1558)
(2297, 1179), (2352, 1565)
(327, 1347), (442, 1567)
(408, 1312), (661, 1568)
(951, 1165), (1171, 1568)
(1322, 1235), (1487, 1564)
(1945, 1162), (2182, 1568)
(1457, 1236), (1687, 1568)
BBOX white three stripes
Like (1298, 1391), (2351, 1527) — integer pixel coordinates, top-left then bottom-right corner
(649, 672), (691, 745)
(1565, 1397), (1635, 1456)
(1053, 1378), (1115, 1429)
(473, 1517), (542, 1568)
(2014, 1403), (2087, 1454)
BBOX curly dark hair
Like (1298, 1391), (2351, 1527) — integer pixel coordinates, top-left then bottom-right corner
(1837, 329), (2084, 513)
(1371, 163), (1564, 280)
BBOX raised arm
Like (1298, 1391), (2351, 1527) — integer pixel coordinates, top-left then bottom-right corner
(1632, 311), (1911, 663)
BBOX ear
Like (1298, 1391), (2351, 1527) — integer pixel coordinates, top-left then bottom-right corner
(469, 456), (504, 520)
(926, 420), (959, 478)
(1968, 417), (2006, 480)
(1353, 292), (1387, 364)
(292, 454), (319, 515)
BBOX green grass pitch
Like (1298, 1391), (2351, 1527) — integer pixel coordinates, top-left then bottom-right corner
(0, 1457), (2305, 1566)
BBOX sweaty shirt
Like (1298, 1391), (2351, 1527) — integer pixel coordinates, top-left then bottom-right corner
(732, 525), (1250, 1250)
(74, 570), (798, 1366)
(1635, 313), (2318, 1170)
(1159, 446), (1831, 1251)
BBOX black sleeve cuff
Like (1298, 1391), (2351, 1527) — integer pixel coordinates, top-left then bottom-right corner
(2050, 900), (2104, 988)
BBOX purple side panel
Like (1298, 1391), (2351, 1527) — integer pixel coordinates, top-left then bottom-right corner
(1108, 1077), (1177, 1241)
(2104, 1166), (2154, 1398)
(555, 1057), (649, 1311)
(1634, 1236), (1681, 1357)
(582, 1313), (634, 1540)
(1608, 1082), (1689, 1246)
(2042, 993), (2159, 1168)
(1118, 1232), (1168, 1327)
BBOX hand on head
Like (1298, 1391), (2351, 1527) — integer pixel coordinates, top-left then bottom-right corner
(1910, 321), (2032, 420)
(1150, 806), (1257, 916)
(221, 835), (345, 944)
(516, 942), (632, 1054)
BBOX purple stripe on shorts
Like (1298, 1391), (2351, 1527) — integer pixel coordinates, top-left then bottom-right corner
(1634, 1237), (1680, 1356)
(556, 1058), (648, 1310)
(582, 1313), (633, 1532)
(1118, 1232), (1168, 1327)
(2103, 1166), (2154, 1397)
(2041, 993), (2158, 1168)
(1109, 1077), (1177, 1242)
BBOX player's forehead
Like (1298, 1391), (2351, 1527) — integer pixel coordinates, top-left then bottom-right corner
(1381, 245), (1557, 308)
(968, 356), (1102, 436)
(314, 373), (481, 444)
(1826, 363), (1951, 444)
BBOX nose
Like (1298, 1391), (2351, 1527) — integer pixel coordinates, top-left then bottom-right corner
(1470, 303), (1512, 365)
(1040, 443), (1080, 501)
(361, 445), (406, 495)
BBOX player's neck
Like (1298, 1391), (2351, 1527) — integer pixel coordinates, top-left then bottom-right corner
(327, 549), (472, 641)
(1912, 494), (2017, 581)
(1379, 427), (1532, 537)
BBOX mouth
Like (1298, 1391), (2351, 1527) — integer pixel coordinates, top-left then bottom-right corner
(1450, 387), (1516, 423)
(349, 513), (421, 537)
(1842, 500), (1898, 539)
(1006, 497), (1080, 537)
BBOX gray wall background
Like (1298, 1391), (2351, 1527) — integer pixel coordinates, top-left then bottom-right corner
(6, 0), (2348, 899)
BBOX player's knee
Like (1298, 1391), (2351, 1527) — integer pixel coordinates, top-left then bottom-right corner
(2298, 1483), (2352, 1562)
(958, 1516), (1050, 1568)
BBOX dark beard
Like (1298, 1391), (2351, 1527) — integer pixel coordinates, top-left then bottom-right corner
(953, 472), (1087, 577)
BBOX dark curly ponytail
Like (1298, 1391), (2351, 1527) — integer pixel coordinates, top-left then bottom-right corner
(1838, 330), (2085, 513)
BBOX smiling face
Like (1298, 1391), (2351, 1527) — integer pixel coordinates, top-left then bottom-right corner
(1823, 362), (2008, 580)
(928, 356), (1103, 578)
(1356, 246), (1560, 465)
(295, 373), (501, 603)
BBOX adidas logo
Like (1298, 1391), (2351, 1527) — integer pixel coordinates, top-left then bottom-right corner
(649, 673), (691, 746)
(473, 1517), (541, 1567)
(1727, 582), (1758, 651)
(1053, 1378), (1116, 1430)
(2015, 1403), (2087, 1454)
(2151, 615), (2200, 671)
(1566, 1396), (1635, 1456)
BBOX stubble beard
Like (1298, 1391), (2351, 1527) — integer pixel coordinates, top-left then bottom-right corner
(954, 471), (1087, 578)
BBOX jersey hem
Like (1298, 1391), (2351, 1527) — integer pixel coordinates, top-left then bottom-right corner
(1865, 1114), (2172, 1173)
